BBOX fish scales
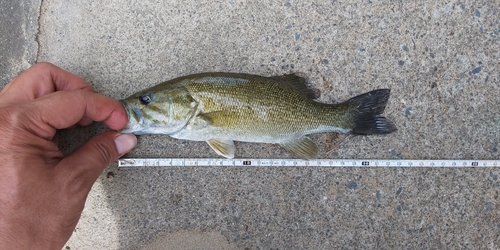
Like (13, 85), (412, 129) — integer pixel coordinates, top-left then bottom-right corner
(183, 75), (351, 136)
(120, 72), (396, 159)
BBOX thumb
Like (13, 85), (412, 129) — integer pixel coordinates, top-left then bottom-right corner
(58, 132), (136, 181)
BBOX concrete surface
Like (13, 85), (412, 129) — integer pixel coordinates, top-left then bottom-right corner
(0, 0), (39, 84)
(1, 0), (499, 249)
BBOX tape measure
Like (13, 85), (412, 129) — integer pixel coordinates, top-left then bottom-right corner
(118, 158), (500, 168)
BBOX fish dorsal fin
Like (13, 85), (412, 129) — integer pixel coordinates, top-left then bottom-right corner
(278, 137), (319, 160)
(207, 139), (235, 159)
(272, 73), (319, 99)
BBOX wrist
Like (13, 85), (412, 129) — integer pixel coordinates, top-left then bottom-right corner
(0, 217), (64, 250)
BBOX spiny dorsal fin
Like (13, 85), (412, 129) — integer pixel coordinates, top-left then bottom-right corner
(278, 137), (319, 160)
(273, 73), (319, 99)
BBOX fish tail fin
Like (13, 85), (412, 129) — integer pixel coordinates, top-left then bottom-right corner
(345, 89), (397, 135)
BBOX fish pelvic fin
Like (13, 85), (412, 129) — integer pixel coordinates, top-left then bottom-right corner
(207, 139), (235, 159)
(279, 137), (319, 160)
(345, 89), (397, 135)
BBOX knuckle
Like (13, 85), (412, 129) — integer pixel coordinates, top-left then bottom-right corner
(72, 89), (91, 105)
(34, 61), (56, 70)
(0, 107), (27, 146)
(65, 174), (92, 197)
(92, 139), (115, 165)
(0, 103), (54, 139)
(0, 106), (23, 125)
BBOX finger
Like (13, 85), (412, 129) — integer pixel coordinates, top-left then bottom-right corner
(77, 117), (93, 127)
(0, 62), (93, 105)
(21, 89), (128, 140)
(56, 132), (136, 192)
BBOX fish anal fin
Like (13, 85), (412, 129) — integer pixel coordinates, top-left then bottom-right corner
(207, 139), (235, 159)
(279, 137), (319, 160)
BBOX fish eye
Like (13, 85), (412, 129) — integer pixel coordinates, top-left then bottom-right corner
(139, 94), (152, 105)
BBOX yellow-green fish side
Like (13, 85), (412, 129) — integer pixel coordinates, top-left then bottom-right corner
(180, 74), (353, 139)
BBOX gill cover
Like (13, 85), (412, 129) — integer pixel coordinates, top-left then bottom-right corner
(120, 85), (198, 135)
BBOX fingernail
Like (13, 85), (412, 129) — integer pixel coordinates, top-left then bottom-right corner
(115, 134), (137, 155)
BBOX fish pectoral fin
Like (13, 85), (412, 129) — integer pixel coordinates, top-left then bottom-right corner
(279, 137), (319, 160)
(207, 139), (235, 159)
(189, 114), (212, 130)
(198, 111), (239, 127)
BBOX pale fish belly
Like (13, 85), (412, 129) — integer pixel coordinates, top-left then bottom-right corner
(169, 122), (351, 144)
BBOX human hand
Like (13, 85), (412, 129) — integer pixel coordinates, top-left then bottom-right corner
(0, 62), (136, 249)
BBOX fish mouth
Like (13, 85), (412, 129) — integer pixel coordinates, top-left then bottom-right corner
(119, 100), (144, 134)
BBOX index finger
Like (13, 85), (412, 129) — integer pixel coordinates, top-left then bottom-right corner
(20, 89), (127, 140)
(0, 62), (93, 104)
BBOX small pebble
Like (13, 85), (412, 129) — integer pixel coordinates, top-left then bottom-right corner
(347, 181), (358, 190)
(471, 67), (481, 74)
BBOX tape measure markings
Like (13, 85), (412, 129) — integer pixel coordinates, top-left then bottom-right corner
(118, 158), (500, 168)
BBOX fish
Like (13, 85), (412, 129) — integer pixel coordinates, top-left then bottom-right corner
(119, 72), (396, 159)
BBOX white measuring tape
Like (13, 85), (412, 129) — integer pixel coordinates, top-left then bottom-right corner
(118, 158), (500, 168)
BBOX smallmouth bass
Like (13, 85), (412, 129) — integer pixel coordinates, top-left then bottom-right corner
(120, 72), (396, 159)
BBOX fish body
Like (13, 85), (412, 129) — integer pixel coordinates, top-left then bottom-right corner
(120, 72), (396, 159)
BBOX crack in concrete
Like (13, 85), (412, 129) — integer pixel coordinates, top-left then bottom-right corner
(35, 0), (44, 63)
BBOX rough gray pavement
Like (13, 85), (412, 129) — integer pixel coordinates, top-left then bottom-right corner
(1, 0), (499, 249)
(0, 0), (39, 84)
